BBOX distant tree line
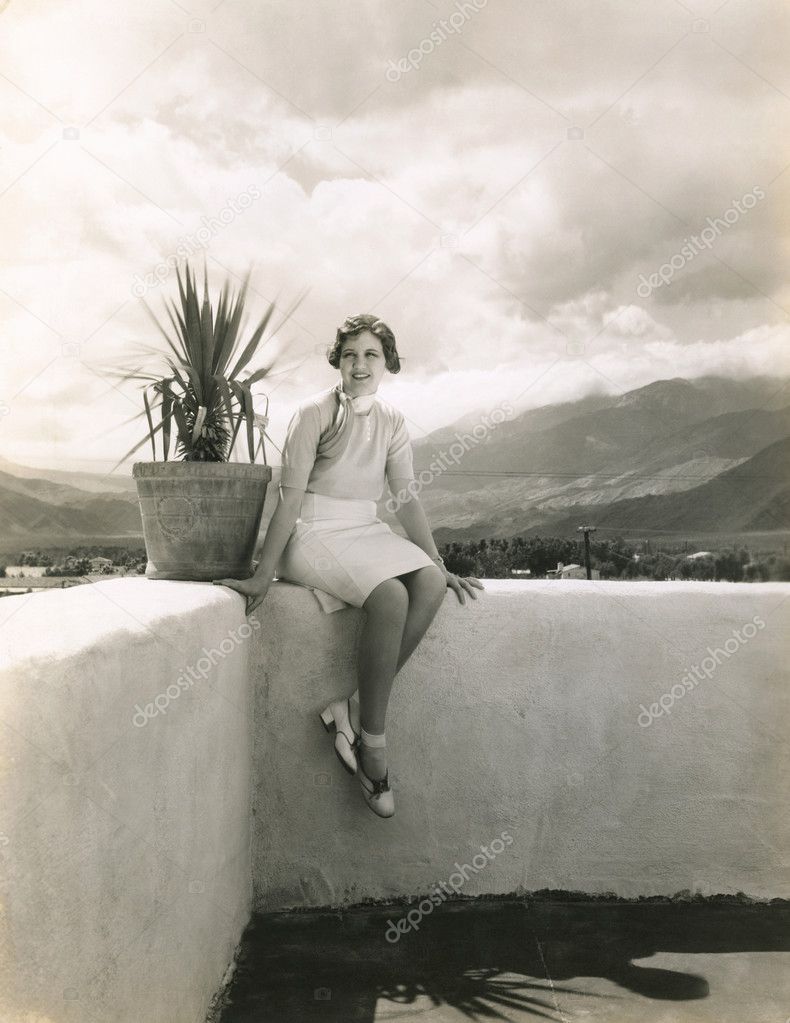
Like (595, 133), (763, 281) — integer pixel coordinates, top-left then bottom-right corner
(440, 536), (790, 583)
(8, 546), (148, 577)
(16, 550), (54, 566)
(7, 539), (790, 584)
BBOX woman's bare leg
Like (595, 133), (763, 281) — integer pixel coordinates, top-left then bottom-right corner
(394, 565), (446, 671)
(355, 577), (409, 780)
(350, 566), (445, 748)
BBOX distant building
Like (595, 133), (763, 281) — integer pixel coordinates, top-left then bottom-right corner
(547, 561), (600, 580)
(0, 577), (88, 595)
(90, 557), (114, 573)
(686, 551), (713, 560)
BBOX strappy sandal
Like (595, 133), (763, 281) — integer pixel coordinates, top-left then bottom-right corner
(319, 698), (360, 775)
(358, 748), (395, 818)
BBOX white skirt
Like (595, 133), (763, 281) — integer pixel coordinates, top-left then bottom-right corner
(275, 491), (436, 612)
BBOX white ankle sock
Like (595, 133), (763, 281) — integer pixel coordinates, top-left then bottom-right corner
(360, 726), (386, 748)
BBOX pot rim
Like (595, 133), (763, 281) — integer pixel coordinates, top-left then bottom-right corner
(132, 460), (272, 480)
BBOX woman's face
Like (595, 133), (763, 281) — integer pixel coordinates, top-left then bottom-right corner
(338, 330), (387, 395)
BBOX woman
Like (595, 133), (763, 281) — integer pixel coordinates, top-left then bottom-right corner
(215, 315), (484, 818)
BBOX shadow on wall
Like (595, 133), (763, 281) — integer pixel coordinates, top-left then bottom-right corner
(215, 897), (790, 1021)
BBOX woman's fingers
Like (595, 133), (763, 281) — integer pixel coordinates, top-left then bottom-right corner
(447, 574), (486, 605)
(448, 575), (466, 605)
(213, 578), (246, 595)
(214, 577), (266, 616)
(214, 578), (258, 604)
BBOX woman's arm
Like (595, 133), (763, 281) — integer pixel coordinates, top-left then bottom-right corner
(213, 484), (304, 614)
(385, 408), (483, 604)
(391, 485), (484, 604)
(252, 485), (304, 582)
(391, 488), (441, 560)
(385, 416), (441, 559)
(215, 401), (322, 613)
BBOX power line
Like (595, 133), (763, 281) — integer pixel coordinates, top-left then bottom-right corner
(427, 469), (788, 481)
(507, 523), (787, 535)
(580, 525), (777, 536)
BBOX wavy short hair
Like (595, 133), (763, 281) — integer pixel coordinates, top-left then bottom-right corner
(327, 314), (401, 373)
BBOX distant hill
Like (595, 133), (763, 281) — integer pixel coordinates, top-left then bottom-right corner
(513, 435), (790, 537)
(0, 469), (141, 541)
(410, 375), (790, 538)
(2, 374), (789, 547)
(0, 456), (137, 494)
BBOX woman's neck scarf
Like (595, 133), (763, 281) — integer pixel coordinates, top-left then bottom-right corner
(317, 380), (379, 456)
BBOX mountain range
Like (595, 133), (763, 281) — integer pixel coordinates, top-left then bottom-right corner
(1, 375), (788, 549)
(409, 375), (790, 542)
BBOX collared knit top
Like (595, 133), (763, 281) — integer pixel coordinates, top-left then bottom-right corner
(279, 380), (418, 500)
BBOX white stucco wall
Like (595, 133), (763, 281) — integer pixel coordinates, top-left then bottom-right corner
(251, 579), (790, 910)
(1, 575), (788, 1022)
(0, 579), (253, 1023)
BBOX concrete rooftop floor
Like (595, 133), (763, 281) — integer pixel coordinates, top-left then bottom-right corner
(214, 897), (790, 1023)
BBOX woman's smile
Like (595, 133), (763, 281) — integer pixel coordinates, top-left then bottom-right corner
(339, 330), (386, 393)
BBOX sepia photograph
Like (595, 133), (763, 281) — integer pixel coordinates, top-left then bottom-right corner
(1, 1), (789, 1021)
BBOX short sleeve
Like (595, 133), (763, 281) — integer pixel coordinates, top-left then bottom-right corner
(280, 403), (321, 490)
(385, 411), (417, 488)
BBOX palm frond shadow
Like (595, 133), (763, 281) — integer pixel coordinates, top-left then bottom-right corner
(209, 896), (790, 1022)
(375, 967), (591, 1021)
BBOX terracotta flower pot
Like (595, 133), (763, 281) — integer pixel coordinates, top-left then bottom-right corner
(132, 462), (271, 581)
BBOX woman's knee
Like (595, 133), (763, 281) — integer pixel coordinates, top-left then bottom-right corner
(414, 565), (447, 606)
(364, 577), (409, 619)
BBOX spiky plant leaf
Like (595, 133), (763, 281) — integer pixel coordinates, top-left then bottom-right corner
(107, 259), (305, 464)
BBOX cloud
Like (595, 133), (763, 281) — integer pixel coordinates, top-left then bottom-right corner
(0, 0), (788, 470)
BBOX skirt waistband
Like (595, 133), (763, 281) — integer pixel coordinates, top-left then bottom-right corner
(299, 490), (378, 522)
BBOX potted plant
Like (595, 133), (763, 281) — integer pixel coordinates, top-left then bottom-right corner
(112, 261), (302, 581)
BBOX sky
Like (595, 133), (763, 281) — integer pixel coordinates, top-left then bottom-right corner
(1, 0), (788, 474)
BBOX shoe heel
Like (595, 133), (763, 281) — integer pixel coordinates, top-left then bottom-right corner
(321, 699), (360, 776)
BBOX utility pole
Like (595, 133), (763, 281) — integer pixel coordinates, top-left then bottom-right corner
(577, 525), (597, 580)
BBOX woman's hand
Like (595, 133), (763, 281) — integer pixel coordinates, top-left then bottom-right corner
(440, 566), (485, 606)
(212, 575), (270, 616)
